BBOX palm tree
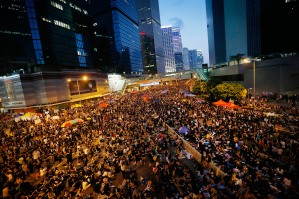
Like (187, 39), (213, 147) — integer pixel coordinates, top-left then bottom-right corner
(230, 53), (246, 65)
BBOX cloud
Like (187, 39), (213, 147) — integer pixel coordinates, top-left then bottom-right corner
(172, 0), (185, 6)
(169, 17), (185, 28)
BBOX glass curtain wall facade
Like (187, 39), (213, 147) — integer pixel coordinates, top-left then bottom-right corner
(197, 50), (204, 68)
(161, 26), (175, 73)
(189, 49), (198, 69)
(182, 47), (190, 70)
(136, 0), (164, 74)
(172, 27), (182, 53)
(0, 0), (95, 75)
(91, 0), (143, 73)
(0, 0), (36, 75)
(174, 52), (183, 72)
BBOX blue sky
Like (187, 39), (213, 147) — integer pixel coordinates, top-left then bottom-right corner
(159, 0), (209, 64)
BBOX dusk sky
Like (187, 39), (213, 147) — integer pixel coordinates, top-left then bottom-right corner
(159, 0), (209, 64)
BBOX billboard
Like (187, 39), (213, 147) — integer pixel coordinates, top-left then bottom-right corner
(68, 80), (97, 96)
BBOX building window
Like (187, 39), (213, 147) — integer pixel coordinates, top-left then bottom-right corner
(51, 1), (63, 11)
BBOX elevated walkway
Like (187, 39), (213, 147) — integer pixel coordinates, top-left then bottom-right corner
(120, 68), (209, 94)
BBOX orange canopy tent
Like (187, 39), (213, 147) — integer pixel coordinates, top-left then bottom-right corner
(131, 91), (137, 94)
(213, 99), (227, 105)
(222, 103), (239, 108)
(98, 102), (109, 107)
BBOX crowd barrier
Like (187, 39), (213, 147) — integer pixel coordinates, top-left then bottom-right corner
(165, 123), (227, 182)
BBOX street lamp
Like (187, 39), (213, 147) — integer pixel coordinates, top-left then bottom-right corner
(248, 88), (252, 101)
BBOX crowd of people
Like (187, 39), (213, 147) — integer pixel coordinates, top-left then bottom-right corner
(0, 80), (299, 199)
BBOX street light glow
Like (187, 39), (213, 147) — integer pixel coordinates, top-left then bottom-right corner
(68, 79), (71, 82)
(83, 76), (87, 80)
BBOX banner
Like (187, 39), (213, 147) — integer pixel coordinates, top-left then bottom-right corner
(69, 80), (97, 96)
(169, 78), (172, 86)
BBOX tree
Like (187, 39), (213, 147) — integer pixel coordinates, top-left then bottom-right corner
(230, 83), (247, 100)
(230, 53), (246, 65)
(213, 83), (247, 100)
(192, 81), (207, 94)
(206, 77), (222, 93)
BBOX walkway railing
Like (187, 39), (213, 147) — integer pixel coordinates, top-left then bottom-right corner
(165, 123), (226, 182)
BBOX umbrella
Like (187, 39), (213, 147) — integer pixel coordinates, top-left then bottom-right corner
(98, 102), (109, 107)
(21, 113), (36, 117)
(1, 116), (11, 120)
(154, 100), (160, 103)
(131, 91), (137, 94)
(213, 100), (227, 106)
(178, 127), (189, 134)
(161, 89), (168, 94)
(181, 90), (188, 94)
(195, 100), (204, 104)
(15, 113), (24, 118)
(186, 94), (196, 97)
(72, 104), (82, 108)
(61, 120), (77, 127)
(107, 100), (115, 103)
(75, 118), (84, 123)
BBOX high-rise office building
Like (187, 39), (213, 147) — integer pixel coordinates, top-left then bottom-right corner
(205, 0), (227, 66)
(174, 52), (183, 72)
(0, 0), (95, 75)
(197, 50), (204, 68)
(91, 0), (143, 73)
(161, 26), (175, 73)
(206, 0), (299, 65)
(172, 27), (182, 53)
(189, 49), (198, 69)
(136, 0), (164, 74)
(182, 47), (190, 70)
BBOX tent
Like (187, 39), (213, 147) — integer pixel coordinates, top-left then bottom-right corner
(1, 116), (11, 120)
(195, 100), (204, 104)
(222, 103), (239, 108)
(154, 100), (160, 103)
(161, 89), (168, 94)
(213, 99), (227, 106)
(72, 104), (82, 108)
(98, 102), (109, 107)
(131, 91), (137, 94)
(186, 94), (196, 97)
(179, 127), (190, 134)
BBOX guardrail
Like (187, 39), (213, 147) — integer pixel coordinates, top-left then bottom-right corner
(165, 123), (226, 182)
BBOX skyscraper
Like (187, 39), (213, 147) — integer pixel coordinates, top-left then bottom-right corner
(197, 50), (204, 68)
(189, 49), (198, 69)
(0, 0), (95, 75)
(182, 47), (190, 70)
(174, 52), (183, 72)
(172, 27), (182, 53)
(205, 0), (227, 66)
(161, 26), (176, 73)
(206, 0), (299, 65)
(136, 0), (164, 74)
(91, 0), (143, 73)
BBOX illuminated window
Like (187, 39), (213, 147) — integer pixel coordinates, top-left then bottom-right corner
(54, 20), (70, 29)
(51, 1), (63, 10)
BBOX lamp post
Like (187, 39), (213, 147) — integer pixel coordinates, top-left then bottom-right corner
(248, 88), (252, 101)
(253, 60), (256, 110)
